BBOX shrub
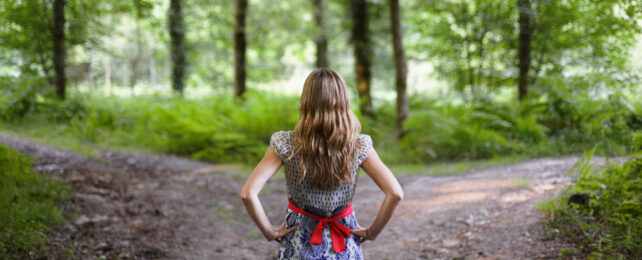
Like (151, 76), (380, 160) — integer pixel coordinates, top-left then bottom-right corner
(539, 149), (642, 258)
(399, 99), (546, 162)
(539, 89), (639, 156)
(50, 90), (301, 164)
(0, 76), (44, 121)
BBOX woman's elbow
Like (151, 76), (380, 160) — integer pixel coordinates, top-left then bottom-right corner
(390, 188), (404, 202)
(240, 190), (253, 202)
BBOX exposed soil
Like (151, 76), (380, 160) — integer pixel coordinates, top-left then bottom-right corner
(1, 132), (615, 259)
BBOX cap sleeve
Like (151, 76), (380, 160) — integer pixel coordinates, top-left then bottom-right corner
(270, 131), (292, 161)
(357, 134), (374, 166)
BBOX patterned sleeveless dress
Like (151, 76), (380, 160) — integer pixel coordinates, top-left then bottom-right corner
(269, 130), (374, 260)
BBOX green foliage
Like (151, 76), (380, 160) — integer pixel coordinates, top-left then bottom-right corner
(0, 0), (113, 80)
(398, 97), (549, 162)
(538, 86), (641, 156)
(394, 89), (640, 163)
(3, 87), (639, 166)
(406, 0), (641, 99)
(0, 0), (54, 81)
(539, 150), (642, 259)
(12, 90), (300, 164)
(0, 145), (71, 258)
(407, 0), (514, 96)
(631, 130), (642, 154)
(0, 76), (45, 121)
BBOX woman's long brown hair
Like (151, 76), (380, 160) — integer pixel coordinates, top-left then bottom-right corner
(291, 68), (361, 190)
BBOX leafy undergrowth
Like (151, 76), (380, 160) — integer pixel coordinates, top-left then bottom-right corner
(1, 90), (300, 165)
(1, 89), (640, 167)
(0, 145), (72, 259)
(539, 149), (641, 259)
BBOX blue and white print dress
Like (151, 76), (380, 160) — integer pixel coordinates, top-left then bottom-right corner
(270, 131), (374, 260)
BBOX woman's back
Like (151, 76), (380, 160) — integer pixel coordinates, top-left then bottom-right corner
(240, 68), (402, 260)
(270, 130), (373, 218)
(270, 130), (372, 259)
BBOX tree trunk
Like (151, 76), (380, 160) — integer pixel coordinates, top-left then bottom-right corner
(150, 56), (157, 85)
(517, 0), (532, 101)
(130, 20), (143, 90)
(105, 58), (111, 92)
(389, 0), (408, 138)
(234, 0), (248, 99)
(52, 0), (66, 100)
(169, 0), (186, 94)
(313, 0), (328, 68)
(122, 60), (128, 89)
(87, 49), (94, 87)
(350, 0), (373, 116)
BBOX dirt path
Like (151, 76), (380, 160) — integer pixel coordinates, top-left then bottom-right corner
(1, 132), (600, 259)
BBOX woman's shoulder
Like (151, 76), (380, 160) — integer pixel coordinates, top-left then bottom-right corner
(270, 130), (293, 143)
(357, 133), (373, 149)
(357, 133), (372, 143)
(356, 133), (374, 165)
(270, 130), (294, 161)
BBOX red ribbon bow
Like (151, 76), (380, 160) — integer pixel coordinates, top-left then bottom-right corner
(288, 199), (354, 253)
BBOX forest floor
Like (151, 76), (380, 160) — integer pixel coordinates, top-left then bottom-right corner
(1, 132), (615, 260)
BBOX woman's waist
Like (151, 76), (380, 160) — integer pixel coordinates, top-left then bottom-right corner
(288, 197), (353, 218)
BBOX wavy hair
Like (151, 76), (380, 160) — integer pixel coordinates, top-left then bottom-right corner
(291, 68), (361, 189)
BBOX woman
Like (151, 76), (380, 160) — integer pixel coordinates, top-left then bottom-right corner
(240, 68), (403, 259)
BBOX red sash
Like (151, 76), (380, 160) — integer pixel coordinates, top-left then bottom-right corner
(287, 198), (354, 253)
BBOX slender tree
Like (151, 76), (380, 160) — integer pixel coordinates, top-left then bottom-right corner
(169, 0), (186, 94)
(389, 0), (408, 138)
(129, 22), (142, 91)
(129, 1), (144, 90)
(234, 0), (248, 99)
(53, 0), (66, 100)
(517, 0), (532, 101)
(350, 0), (373, 116)
(105, 58), (111, 91)
(313, 0), (328, 68)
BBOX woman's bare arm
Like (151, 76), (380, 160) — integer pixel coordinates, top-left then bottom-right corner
(351, 149), (404, 240)
(240, 147), (296, 241)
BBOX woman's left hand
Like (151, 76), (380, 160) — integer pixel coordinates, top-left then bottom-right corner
(350, 225), (373, 243)
(271, 222), (297, 242)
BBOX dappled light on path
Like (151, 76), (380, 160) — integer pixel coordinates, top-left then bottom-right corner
(0, 133), (598, 259)
(433, 180), (518, 193)
(351, 158), (583, 259)
(395, 178), (568, 222)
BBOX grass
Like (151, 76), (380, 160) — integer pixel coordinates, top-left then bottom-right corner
(3, 116), (532, 179)
(0, 117), (533, 178)
(0, 115), (147, 159)
(0, 145), (72, 259)
(511, 178), (532, 189)
(389, 156), (527, 176)
(0, 112), (583, 183)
